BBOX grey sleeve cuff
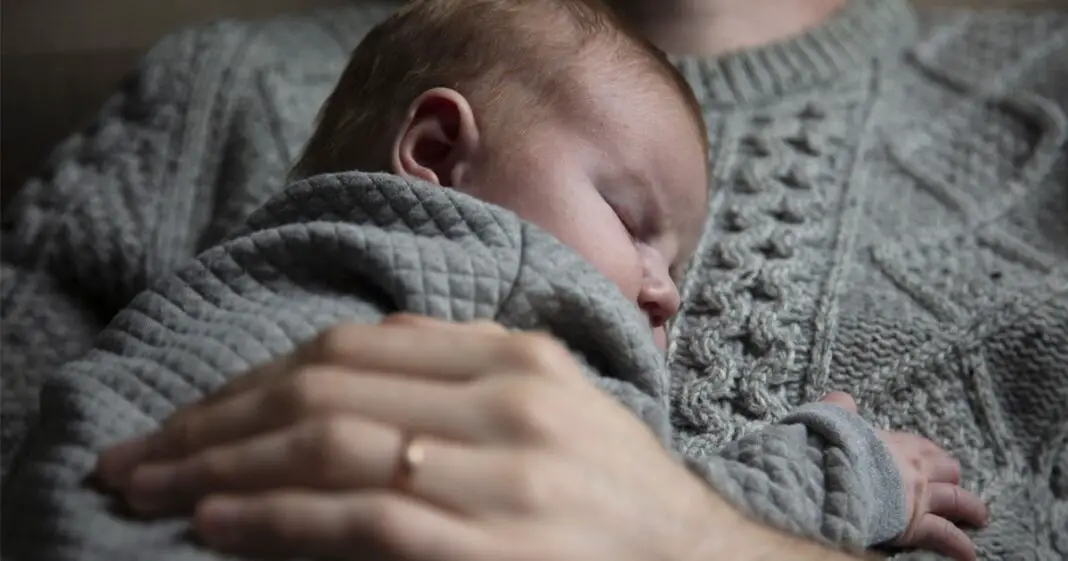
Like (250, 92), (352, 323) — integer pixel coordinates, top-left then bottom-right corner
(782, 403), (908, 545)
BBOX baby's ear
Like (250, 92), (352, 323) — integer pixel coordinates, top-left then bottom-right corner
(391, 88), (480, 187)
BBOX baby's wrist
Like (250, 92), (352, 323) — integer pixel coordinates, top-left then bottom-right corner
(685, 505), (862, 561)
(782, 403), (908, 545)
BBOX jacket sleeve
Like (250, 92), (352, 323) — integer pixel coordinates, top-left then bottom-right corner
(682, 403), (907, 551)
(482, 221), (909, 553)
(1, 237), (394, 561)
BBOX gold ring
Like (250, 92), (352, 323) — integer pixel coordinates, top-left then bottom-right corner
(392, 433), (425, 491)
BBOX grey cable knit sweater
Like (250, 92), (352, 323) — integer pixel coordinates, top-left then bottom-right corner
(1, 0), (1066, 558)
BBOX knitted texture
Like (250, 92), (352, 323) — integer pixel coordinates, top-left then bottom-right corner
(1, 0), (1066, 558)
(667, 2), (1068, 559)
(3, 172), (902, 559)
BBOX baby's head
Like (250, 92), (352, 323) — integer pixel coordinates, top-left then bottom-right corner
(294, 0), (709, 349)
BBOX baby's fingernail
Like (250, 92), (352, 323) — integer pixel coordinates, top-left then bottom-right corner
(95, 435), (151, 488)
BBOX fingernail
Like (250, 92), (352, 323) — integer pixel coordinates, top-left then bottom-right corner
(96, 435), (152, 488)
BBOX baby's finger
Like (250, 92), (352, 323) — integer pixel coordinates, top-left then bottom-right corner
(928, 455), (962, 485)
(818, 391), (857, 413)
(908, 514), (976, 561)
(929, 483), (988, 528)
(195, 491), (488, 561)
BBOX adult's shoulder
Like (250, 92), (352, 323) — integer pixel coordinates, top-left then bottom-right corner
(910, 5), (1068, 110)
(137, 3), (397, 85)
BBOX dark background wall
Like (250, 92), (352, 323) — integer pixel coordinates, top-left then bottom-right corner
(2, 0), (1064, 202)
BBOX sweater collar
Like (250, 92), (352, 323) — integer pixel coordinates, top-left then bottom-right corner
(671, 0), (918, 107)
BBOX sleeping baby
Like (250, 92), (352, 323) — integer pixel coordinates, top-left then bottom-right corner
(290, 1), (986, 558)
(4, 0), (986, 560)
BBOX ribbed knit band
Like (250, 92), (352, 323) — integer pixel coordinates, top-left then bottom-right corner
(672, 0), (918, 106)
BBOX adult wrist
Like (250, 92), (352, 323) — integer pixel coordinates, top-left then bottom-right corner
(681, 489), (866, 561)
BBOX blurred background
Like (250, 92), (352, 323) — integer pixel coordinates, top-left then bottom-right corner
(2, 0), (1065, 202)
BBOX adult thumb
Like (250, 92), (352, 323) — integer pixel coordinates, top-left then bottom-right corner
(820, 391), (858, 413)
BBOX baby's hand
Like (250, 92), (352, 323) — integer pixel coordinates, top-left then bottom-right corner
(820, 392), (989, 561)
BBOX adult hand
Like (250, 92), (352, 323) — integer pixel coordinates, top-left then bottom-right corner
(96, 315), (747, 561)
(820, 392), (989, 561)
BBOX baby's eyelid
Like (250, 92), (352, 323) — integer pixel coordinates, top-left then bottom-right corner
(609, 205), (639, 238)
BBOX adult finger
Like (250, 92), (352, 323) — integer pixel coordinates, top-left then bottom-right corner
(194, 491), (490, 561)
(907, 514), (977, 561)
(196, 316), (506, 409)
(922, 442), (963, 485)
(383, 313), (509, 335)
(928, 483), (988, 528)
(97, 323), (555, 488)
(148, 367), (476, 464)
(123, 416), (498, 516)
(300, 322), (578, 383)
(96, 356), (293, 482)
(96, 349), (314, 488)
(186, 315), (505, 410)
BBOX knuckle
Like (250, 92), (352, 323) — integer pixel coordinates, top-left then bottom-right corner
(277, 368), (334, 415)
(381, 313), (427, 327)
(909, 475), (928, 506)
(261, 502), (305, 544)
(921, 438), (945, 455)
(362, 496), (414, 555)
(939, 517), (957, 539)
(490, 379), (564, 441)
(498, 333), (572, 377)
(190, 448), (234, 485)
(500, 453), (554, 513)
(467, 319), (507, 334)
(946, 459), (963, 479)
(293, 416), (358, 478)
(310, 324), (361, 362)
(162, 413), (200, 457)
(947, 485), (963, 511)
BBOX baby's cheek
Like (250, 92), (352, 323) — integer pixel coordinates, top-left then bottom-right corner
(584, 245), (645, 301)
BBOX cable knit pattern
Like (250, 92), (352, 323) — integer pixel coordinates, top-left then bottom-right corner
(2, 1), (1067, 559)
(667, 2), (1068, 559)
(3, 173), (904, 559)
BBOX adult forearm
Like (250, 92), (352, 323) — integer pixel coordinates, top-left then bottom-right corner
(689, 510), (870, 561)
(742, 529), (870, 561)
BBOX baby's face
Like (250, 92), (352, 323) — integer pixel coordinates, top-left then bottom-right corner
(460, 73), (708, 350)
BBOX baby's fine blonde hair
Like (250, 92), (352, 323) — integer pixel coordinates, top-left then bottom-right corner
(291, 0), (707, 180)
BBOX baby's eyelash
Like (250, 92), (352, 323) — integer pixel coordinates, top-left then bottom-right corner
(611, 207), (639, 238)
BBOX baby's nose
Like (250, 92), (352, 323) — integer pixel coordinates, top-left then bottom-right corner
(638, 274), (681, 329)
